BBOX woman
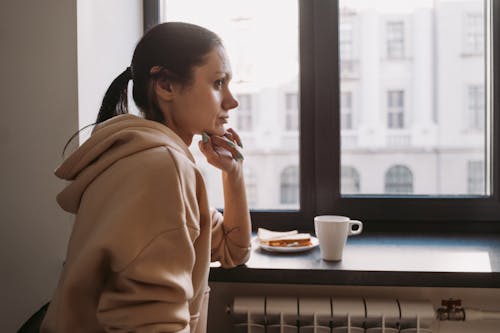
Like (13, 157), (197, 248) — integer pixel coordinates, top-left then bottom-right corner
(40, 22), (252, 332)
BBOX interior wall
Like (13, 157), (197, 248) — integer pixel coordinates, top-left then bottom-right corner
(77, 0), (142, 143)
(0, 0), (78, 330)
(0, 0), (141, 331)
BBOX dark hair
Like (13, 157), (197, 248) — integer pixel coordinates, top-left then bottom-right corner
(96, 21), (223, 124)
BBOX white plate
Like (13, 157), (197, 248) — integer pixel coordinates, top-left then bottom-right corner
(255, 236), (319, 253)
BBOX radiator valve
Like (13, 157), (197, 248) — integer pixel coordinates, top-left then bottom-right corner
(436, 298), (465, 321)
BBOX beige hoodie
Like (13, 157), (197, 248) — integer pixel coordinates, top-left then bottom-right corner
(40, 114), (251, 333)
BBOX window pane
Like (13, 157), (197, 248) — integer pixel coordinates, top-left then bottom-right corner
(467, 160), (485, 194)
(280, 166), (299, 205)
(285, 93), (299, 131)
(339, 0), (487, 196)
(235, 94), (253, 131)
(163, 0), (299, 209)
(385, 165), (413, 194)
(341, 166), (361, 194)
(341, 91), (353, 129)
(386, 21), (405, 59)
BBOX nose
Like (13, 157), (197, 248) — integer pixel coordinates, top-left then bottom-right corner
(223, 91), (239, 111)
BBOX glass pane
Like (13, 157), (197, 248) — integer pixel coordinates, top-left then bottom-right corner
(339, 0), (488, 196)
(163, 0), (300, 209)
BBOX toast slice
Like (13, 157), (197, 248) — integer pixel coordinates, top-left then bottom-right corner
(258, 228), (312, 247)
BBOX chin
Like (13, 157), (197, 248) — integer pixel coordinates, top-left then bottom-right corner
(211, 127), (226, 136)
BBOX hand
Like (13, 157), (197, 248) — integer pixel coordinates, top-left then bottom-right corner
(198, 128), (244, 173)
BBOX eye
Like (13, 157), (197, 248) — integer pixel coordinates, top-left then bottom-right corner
(214, 78), (225, 90)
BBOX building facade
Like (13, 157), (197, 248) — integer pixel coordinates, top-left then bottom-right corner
(189, 1), (486, 209)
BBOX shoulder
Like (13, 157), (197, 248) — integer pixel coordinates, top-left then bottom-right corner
(125, 146), (201, 191)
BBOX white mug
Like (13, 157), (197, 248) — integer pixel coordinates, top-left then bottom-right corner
(314, 215), (363, 261)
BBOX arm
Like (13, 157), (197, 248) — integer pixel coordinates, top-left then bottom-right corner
(95, 151), (199, 332)
(97, 227), (197, 333)
(221, 162), (251, 247)
(198, 129), (252, 267)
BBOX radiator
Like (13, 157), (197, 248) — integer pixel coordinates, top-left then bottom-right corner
(230, 296), (434, 333)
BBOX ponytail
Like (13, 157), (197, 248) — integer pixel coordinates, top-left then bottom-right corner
(62, 67), (133, 158)
(96, 67), (133, 124)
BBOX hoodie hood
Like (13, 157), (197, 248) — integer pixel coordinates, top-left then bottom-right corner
(55, 114), (194, 213)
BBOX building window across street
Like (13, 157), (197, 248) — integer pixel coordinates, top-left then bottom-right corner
(387, 90), (405, 129)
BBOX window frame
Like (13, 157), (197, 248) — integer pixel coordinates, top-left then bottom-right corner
(151, 0), (500, 233)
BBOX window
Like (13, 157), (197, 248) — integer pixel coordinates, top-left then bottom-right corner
(385, 165), (413, 194)
(386, 21), (404, 59)
(468, 160), (485, 194)
(387, 90), (404, 129)
(464, 12), (484, 54)
(341, 91), (353, 130)
(285, 92), (299, 131)
(339, 22), (353, 60)
(163, 0), (299, 211)
(341, 166), (360, 194)
(467, 84), (485, 130)
(339, 17), (358, 78)
(334, 0), (496, 229)
(158, 0), (500, 232)
(235, 94), (253, 132)
(280, 166), (299, 205)
(244, 167), (258, 208)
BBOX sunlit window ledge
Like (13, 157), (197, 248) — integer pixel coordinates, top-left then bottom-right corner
(210, 232), (500, 288)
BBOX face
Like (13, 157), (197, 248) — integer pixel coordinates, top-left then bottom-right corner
(164, 46), (239, 144)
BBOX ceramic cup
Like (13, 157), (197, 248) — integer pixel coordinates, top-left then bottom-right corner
(314, 215), (363, 261)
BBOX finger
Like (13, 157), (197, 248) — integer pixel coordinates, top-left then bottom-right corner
(212, 135), (237, 149)
(226, 128), (243, 148)
(223, 131), (240, 146)
(223, 131), (235, 143)
(211, 135), (244, 160)
(198, 136), (219, 161)
(199, 138), (235, 170)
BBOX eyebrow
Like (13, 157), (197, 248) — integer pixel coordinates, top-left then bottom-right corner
(215, 71), (232, 80)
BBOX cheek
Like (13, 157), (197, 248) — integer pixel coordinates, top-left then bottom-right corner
(193, 89), (219, 109)
(206, 87), (223, 101)
(188, 89), (222, 124)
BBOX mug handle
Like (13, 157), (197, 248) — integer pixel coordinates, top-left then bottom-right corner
(348, 220), (363, 235)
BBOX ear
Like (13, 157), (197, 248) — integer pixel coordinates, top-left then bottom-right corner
(154, 77), (175, 102)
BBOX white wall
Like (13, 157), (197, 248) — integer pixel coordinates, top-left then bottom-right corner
(0, 0), (77, 330)
(77, 0), (142, 143)
(0, 0), (141, 331)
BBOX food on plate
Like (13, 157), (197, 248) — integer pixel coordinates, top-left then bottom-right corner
(257, 228), (312, 247)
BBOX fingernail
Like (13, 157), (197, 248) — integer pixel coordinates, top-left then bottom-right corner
(226, 140), (235, 148)
(236, 152), (244, 161)
(202, 132), (209, 143)
(237, 141), (243, 148)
